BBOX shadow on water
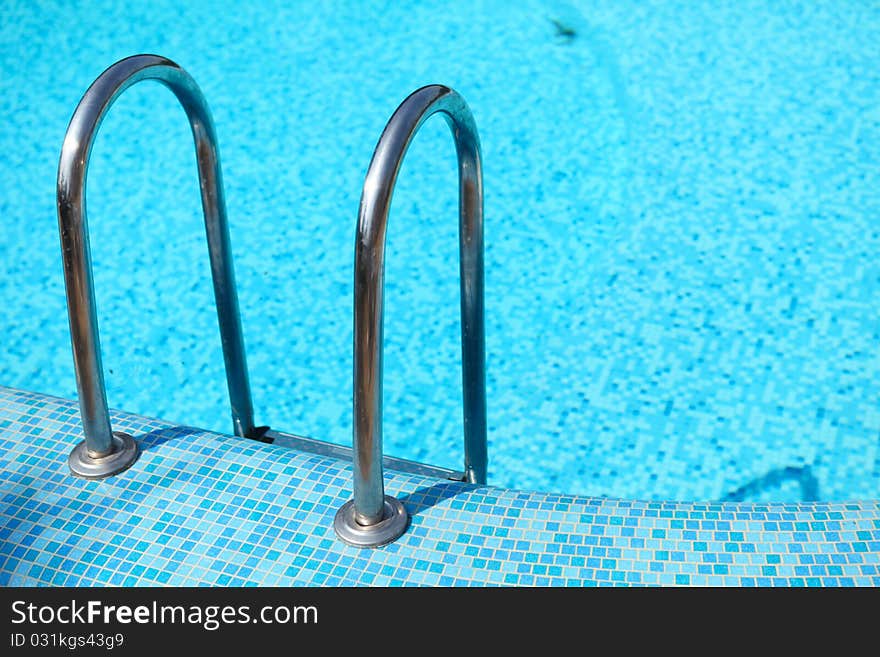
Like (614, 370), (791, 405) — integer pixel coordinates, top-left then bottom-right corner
(398, 481), (474, 517)
(722, 465), (820, 502)
(549, 17), (577, 42)
(874, 433), (880, 480)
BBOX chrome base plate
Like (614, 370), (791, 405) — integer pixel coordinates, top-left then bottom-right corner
(68, 432), (140, 479)
(334, 495), (409, 548)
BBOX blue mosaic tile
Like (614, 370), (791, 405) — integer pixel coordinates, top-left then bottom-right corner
(0, 386), (877, 586)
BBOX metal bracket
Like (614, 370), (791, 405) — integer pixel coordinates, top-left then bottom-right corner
(68, 432), (139, 479)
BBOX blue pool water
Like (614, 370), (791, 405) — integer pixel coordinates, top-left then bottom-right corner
(1, 0), (879, 502)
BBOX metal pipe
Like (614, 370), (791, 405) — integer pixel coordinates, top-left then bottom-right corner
(57, 54), (256, 477)
(335, 85), (487, 547)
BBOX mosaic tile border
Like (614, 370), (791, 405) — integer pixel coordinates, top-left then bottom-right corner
(0, 386), (877, 586)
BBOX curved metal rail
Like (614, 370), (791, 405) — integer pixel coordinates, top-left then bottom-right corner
(334, 85), (487, 547)
(57, 54), (256, 478)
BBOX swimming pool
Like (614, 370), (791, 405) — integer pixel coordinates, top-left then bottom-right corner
(2, 0), (880, 504)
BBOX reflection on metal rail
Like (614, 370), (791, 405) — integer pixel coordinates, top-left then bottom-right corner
(57, 54), (257, 479)
(334, 85), (488, 548)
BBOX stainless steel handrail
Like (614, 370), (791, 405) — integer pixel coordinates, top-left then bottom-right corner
(57, 54), (256, 478)
(334, 85), (487, 547)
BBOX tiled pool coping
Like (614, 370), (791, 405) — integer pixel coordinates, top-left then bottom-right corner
(0, 386), (877, 586)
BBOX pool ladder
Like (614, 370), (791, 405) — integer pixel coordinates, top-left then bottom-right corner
(56, 55), (487, 547)
(333, 85), (487, 547)
(57, 55), (255, 478)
